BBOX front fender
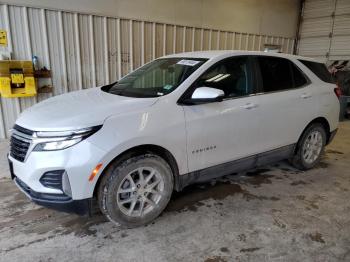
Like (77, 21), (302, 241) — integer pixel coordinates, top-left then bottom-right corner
(84, 104), (188, 198)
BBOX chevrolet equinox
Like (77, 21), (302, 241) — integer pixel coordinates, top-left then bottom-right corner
(9, 51), (340, 227)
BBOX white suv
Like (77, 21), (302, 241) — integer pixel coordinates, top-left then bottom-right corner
(9, 51), (340, 227)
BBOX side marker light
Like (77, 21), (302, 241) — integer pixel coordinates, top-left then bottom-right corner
(88, 163), (103, 182)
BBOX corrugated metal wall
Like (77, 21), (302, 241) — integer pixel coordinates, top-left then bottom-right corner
(297, 0), (350, 62)
(0, 3), (295, 139)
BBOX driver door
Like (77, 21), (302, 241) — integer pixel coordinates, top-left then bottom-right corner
(182, 56), (263, 173)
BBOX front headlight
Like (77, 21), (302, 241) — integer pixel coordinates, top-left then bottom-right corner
(33, 125), (102, 151)
(33, 138), (83, 151)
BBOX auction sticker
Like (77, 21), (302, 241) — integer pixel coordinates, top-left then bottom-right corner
(177, 60), (201, 66)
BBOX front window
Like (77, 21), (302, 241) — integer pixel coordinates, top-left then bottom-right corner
(103, 58), (207, 98)
(193, 56), (253, 98)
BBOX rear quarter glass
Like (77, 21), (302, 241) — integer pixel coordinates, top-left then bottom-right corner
(299, 60), (335, 84)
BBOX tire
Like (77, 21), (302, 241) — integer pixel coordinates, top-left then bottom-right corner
(290, 123), (327, 170)
(97, 153), (174, 228)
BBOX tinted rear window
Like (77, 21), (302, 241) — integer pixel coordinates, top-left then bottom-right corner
(299, 60), (335, 83)
(258, 56), (294, 92)
(292, 63), (308, 87)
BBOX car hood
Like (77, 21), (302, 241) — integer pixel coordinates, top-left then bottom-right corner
(16, 87), (158, 131)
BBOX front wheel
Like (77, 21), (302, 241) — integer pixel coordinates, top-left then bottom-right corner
(290, 123), (327, 170)
(98, 154), (174, 228)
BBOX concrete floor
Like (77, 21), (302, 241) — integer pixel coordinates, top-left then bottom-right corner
(0, 122), (350, 262)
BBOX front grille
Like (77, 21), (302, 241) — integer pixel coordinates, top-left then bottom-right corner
(39, 170), (65, 190)
(10, 135), (30, 162)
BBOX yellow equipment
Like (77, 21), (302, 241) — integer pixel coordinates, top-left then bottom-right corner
(0, 60), (36, 98)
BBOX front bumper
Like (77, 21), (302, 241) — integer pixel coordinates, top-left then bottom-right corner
(14, 176), (90, 215)
(8, 138), (107, 200)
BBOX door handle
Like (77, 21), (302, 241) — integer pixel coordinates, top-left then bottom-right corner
(300, 93), (312, 99)
(241, 103), (258, 110)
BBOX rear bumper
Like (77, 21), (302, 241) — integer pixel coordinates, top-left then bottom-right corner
(14, 176), (91, 215)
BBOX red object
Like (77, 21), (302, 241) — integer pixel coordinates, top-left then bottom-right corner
(334, 83), (343, 98)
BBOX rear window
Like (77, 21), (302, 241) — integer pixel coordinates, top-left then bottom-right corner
(292, 63), (308, 88)
(299, 60), (335, 83)
(257, 57), (309, 93)
(257, 56), (294, 92)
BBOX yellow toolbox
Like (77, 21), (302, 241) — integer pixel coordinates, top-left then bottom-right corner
(0, 60), (36, 98)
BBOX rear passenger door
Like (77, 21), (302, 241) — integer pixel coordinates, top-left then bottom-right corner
(253, 56), (316, 151)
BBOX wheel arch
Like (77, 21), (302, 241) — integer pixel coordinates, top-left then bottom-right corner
(93, 144), (181, 198)
(295, 117), (331, 154)
(308, 117), (331, 142)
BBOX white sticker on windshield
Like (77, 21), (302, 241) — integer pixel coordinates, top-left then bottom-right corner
(177, 59), (201, 66)
(163, 84), (173, 90)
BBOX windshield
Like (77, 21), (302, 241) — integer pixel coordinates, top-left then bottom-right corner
(102, 58), (207, 98)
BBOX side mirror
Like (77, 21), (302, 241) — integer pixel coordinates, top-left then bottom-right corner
(190, 87), (225, 104)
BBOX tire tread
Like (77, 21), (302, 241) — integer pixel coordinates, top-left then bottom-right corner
(97, 153), (173, 228)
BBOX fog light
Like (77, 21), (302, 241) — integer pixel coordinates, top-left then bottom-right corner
(62, 171), (72, 197)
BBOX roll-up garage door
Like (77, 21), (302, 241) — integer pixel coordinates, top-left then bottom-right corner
(297, 0), (350, 62)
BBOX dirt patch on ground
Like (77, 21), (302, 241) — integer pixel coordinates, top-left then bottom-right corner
(237, 234), (247, 242)
(245, 174), (274, 187)
(166, 182), (246, 212)
(1, 205), (108, 237)
(309, 232), (325, 244)
(244, 169), (274, 187)
(0, 179), (109, 237)
(166, 180), (280, 212)
(316, 161), (329, 168)
(326, 149), (344, 155)
(296, 195), (306, 200)
(290, 180), (308, 186)
(204, 256), (227, 262)
(240, 247), (261, 253)
(273, 218), (287, 229)
(220, 247), (229, 253)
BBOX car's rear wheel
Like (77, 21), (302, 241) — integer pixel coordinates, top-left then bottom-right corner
(290, 123), (327, 170)
(98, 154), (173, 227)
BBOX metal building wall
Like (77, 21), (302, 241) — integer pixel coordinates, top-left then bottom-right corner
(297, 0), (350, 62)
(0, 3), (295, 139)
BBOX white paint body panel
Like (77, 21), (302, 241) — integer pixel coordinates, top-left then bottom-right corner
(10, 51), (340, 200)
(16, 87), (158, 131)
(184, 95), (262, 172)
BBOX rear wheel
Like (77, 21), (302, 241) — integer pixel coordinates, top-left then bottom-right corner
(98, 154), (173, 227)
(290, 123), (327, 170)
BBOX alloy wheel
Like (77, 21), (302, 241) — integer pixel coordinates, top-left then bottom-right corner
(302, 130), (323, 164)
(116, 167), (164, 217)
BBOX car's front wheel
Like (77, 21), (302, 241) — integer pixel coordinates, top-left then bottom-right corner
(290, 123), (327, 170)
(98, 154), (174, 227)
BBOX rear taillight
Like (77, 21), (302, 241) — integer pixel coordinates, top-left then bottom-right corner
(334, 83), (342, 98)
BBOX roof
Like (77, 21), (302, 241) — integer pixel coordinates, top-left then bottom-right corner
(163, 50), (319, 62)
